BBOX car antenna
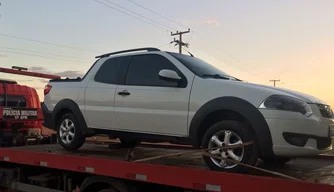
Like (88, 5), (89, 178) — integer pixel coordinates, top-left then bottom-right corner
(185, 49), (194, 57)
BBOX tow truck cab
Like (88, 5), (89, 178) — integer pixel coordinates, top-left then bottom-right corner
(0, 78), (45, 146)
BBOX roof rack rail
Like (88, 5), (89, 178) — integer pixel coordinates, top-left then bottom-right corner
(95, 47), (161, 58)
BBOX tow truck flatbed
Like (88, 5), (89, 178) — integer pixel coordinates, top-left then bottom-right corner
(0, 142), (333, 192)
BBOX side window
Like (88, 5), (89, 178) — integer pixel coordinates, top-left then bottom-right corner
(125, 54), (182, 87)
(94, 56), (131, 84)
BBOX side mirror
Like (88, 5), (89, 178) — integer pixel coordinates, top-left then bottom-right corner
(158, 69), (181, 82)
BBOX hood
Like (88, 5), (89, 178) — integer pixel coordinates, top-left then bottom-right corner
(243, 82), (328, 105)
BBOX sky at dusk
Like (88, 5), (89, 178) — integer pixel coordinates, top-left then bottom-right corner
(0, 0), (333, 106)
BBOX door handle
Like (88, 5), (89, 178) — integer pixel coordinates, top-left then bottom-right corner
(117, 90), (130, 96)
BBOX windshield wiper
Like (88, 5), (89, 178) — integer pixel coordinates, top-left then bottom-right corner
(202, 74), (242, 81)
(202, 74), (230, 79)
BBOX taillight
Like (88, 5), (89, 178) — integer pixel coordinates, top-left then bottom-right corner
(44, 85), (52, 95)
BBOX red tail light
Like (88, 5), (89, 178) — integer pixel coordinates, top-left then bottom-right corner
(44, 85), (52, 95)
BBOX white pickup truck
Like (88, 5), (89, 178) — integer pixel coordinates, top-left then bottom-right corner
(42, 47), (334, 173)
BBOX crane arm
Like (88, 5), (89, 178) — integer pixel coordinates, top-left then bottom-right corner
(0, 66), (61, 79)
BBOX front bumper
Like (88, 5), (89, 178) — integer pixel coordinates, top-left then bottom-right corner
(260, 105), (334, 157)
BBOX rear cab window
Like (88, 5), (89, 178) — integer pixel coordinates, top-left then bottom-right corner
(0, 94), (26, 107)
(94, 56), (131, 85)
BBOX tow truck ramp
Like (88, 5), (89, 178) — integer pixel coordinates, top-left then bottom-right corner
(0, 142), (333, 192)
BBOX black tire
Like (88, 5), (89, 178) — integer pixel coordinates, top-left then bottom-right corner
(12, 134), (25, 146)
(201, 120), (259, 173)
(56, 113), (86, 151)
(96, 180), (133, 192)
(97, 188), (117, 192)
(119, 138), (140, 148)
(12, 136), (20, 146)
(261, 156), (292, 165)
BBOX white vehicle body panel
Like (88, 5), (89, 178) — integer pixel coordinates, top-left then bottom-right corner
(114, 52), (195, 136)
(43, 49), (333, 159)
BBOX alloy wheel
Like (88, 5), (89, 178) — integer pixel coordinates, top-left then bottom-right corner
(59, 119), (75, 144)
(208, 130), (244, 169)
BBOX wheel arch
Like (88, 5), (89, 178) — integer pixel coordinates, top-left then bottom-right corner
(52, 99), (94, 135)
(79, 176), (132, 192)
(189, 96), (274, 158)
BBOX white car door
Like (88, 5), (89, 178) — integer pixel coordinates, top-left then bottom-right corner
(84, 56), (131, 130)
(114, 52), (194, 136)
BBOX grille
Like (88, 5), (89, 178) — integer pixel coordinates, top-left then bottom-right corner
(317, 104), (333, 118)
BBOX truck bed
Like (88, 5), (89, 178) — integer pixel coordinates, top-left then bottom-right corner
(0, 142), (334, 192)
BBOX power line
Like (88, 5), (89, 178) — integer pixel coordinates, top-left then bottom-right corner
(217, 48), (265, 76)
(93, 0), (171, 32)
(186, 31), (269, 80)
(157, 42), (173, 49)
(184, 32), (270, 81)
(1, 1), (269, 83)
(194, 47), (268, 82)
(103, 0), (175, 31)
(122, 0), (268, 80)
(186, 31), (194, 45)
(0, 33), (98, 53)
(127, 0), (189, 30)
(0, 46), (86, 61)
(0, 49), (90, 63)
(96, 0), (253, 76)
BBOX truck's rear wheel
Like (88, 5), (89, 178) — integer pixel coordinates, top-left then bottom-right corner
(97, 188), (117, 192)
(261, 156), (292, 165)
(119, 138), (139, 148)
(57, 113), (86, 151)
(201, 120), (259, 173)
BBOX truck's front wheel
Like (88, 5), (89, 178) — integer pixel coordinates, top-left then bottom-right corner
(201, 120), (259, 173)
(57, 113), (86, 151)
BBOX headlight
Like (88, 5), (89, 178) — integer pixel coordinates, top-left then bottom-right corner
(259, 95), (313, 117)
(317, 104), (333, 118)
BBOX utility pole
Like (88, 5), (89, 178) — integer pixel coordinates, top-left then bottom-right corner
(269, 79), (280, 87)
(171, 29), (191, 54)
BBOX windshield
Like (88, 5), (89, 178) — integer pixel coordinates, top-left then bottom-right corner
(167, 52), (233, 78)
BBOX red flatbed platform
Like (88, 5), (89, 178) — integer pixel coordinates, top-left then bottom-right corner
(0, 142), (333, 192)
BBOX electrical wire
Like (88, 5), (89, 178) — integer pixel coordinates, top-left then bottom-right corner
(0, 49), (90, 64)
(194, 47), (269, 81)
(157, 42), (173, 49)
(1, 1), (271, 83)
(187, 31), (269, 80)
(0, 46), (86, 61)
(122, 0), (267, 80)
(127, 0), (189, 30)
(217, 48), (266, 77)
(93, 0), (171, 32)
(186, 31), (194, 45)
(103, 0), (175, 31)
(0, 33), (98, 53)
